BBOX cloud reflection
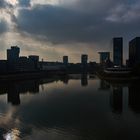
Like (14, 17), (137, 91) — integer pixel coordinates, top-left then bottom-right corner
(3, 128), (20, 140)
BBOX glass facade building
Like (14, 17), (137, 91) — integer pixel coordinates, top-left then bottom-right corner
(113, 37), (123, 66)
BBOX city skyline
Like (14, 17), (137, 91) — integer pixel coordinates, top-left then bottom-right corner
(0, 1), (140, 139)
(0, 0), (140, 62)
(1, 36), (138, 65)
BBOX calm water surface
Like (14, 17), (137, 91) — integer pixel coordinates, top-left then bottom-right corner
(0, 74), (140, 140)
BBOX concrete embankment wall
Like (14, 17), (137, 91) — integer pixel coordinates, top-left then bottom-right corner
(0, 70), (67, 81)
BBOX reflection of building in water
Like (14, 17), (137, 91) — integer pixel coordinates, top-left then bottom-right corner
(81, 73), (88, 86)
(110, 86), (123, 114)
(62, 77), (69, 84)
(99, 80), (110, 90)
(0, 78), (60, 106)
(17, 80), (39, 94)
(8, 84), (20, 105)
(129, 83), (140, 113)
(5, 80), (40, 105)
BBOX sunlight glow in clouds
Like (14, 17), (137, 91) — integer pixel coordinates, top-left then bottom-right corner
(5, 0), (18, 6)
(31, 0), (60, 6)
(0, 0), (139, 62)
(30, 0), (77, 7)
(0, 0), (17, 29)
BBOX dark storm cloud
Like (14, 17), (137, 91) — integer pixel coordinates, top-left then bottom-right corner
(17, 5), (102, 43)
(18, 0), (31, 7)
(16, 0), (140, 44)
(0, 0), (14, 8)
(0, 0), (6, 8)
(0, 20), (8, 34)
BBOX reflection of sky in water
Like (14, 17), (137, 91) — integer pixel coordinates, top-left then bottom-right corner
(0, 76), (140, 140)
(3, 128), (20, 140)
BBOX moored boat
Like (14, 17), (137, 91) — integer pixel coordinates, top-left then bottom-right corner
(97, 67), (140, 81)
(104, 67), (132, 75)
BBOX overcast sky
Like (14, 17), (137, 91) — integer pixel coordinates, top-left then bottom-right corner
(0, 0), (140, 63)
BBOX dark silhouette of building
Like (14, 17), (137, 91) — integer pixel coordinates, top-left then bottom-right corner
(88, 61), (98, 73)
(6, 46), (39, 72)
(113, 37), (123, 66)
(63, 56), (68, 65)
(29, 55), (39, 69)
(98, 52), (113, 68)
(98, 52), (110, 64)
(0, 60), (7, 73)
(15, 56), (35, 72)
(7, 46), (20, 62)
(7, 46), (20, 71)
(129, 37), (140, 67)
(39, 61), (65, 72)
(81, 54), (88, 65)
(81, 54), (88, 72)
(67, 63), (82, 73)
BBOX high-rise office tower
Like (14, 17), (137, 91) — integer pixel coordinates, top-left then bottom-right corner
(129, 37), (140, 67)
(98, 52), (110, 64)
(7, 46), (20, 71)
(63, 56), (68, 65)
(113, 37), (123, 66)
(81, 54), (88, 65)
(7, 46), (20, 62)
